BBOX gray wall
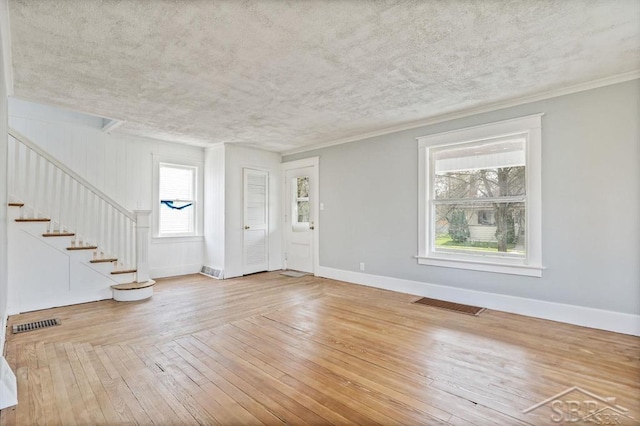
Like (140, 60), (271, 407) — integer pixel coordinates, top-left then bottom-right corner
(285, 79), (640, 315)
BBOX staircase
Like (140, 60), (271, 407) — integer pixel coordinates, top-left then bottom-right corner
(6, 128), (154, 313)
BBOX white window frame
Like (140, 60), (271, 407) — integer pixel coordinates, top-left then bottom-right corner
(153, 156), (204, 241)
(417, 114), (543, 277)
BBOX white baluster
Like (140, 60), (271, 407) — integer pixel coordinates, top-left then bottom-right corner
(123, 215), (128, 269)
(83, 189), (90, 245)
(93, 193), (99, 248)
(33, 155), (41, 218)
(79, 187), (86, 246)
(48, 164), (57, 232)
(119, 213), (125, 270)
(7, 137), (14, 198)
(124, 218), (130, 269)
(115, 213), (121, 270)
(89, 192), (96, 248)
(58, 173), (67, 232)
(84, 187), (90, 245)
(74, 179), (84, 245)
(42, 159), (53, 231)
(130, 219), (136, 271)
(110, 206), (117, 262)
(24, 148), (32, 218)
(82, 187), (94, 243)
(102, 204), (108, 257)
(86, 190), (93, 245)
(13, 138), (21, 200)
(67, 179), (74, 241)
(97, 198), (104, 257)
(70, 179), (77, 244)
(104, 204), (110, 258)
(102, 199), (108, 258)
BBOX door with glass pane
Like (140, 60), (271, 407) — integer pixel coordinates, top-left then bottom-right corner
(284, 166), (314, 273)
(243, 168), (269, 275)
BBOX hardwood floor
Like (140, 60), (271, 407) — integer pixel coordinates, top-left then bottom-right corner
(1, 272), (638, 425)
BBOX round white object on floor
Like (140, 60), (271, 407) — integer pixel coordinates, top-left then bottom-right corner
(111, 280), (155, 302)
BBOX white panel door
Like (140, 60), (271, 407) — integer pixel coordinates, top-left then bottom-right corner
(284, 166), (315, 273)
(243, 168), (269, 275)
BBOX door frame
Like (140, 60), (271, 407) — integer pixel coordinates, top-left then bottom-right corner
(242, 167), (270, 275)
(282, 157), (319, 275)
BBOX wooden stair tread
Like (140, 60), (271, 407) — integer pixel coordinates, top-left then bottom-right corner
(43, 232), (75, 237)
(8, 202), (24, 207)
(111, 269), (137, 275)
(90, 258), (117, 263)
(111, 280), (155, 290)
(67, 245), (98, 251)
(15, 218), (51, 222)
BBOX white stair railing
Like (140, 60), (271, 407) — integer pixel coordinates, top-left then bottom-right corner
(7, 128), (149, 278)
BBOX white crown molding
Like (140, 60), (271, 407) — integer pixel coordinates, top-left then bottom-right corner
(282, 71), (640, 156)
(0, 0), (13, 96)
(317, 266), (640, 337)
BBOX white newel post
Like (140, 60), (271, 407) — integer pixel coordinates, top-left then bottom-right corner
(134, 210), (151, 283)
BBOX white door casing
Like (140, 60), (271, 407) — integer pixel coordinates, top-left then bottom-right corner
(243, 168), (269, 275)
(283, 157), (319, 274)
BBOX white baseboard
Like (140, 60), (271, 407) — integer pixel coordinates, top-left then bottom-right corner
(317, 266), (640, 336)
(12, 290), (112, 315)
(150, 263), (202, 279)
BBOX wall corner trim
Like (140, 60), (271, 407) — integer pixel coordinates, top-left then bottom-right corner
(317, 266), (640, 337)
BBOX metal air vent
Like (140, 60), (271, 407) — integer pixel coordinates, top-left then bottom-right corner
(200, 266), (223, 279)
(12, 318), (60, 334)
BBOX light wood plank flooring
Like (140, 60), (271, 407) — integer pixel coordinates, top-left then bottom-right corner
(1, 272), (638, 425)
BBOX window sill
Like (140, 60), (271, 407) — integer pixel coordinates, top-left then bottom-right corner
(416, 255), (543, 277)
(152, 235), (204, 244)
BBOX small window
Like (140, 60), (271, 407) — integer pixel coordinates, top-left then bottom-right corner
(159, 163), (196, 236)
(418, 115), (543, 277)
(291, 176), (310, 231)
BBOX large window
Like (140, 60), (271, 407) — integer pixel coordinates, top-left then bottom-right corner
(418, 115), (543, 277)
(158, 163), (196, 236)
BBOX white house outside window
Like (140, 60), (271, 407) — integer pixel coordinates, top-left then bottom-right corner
(417, 115), (543, 277)
(158, 163), (196, 236)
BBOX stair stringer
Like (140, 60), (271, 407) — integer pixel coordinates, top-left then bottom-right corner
(7, 208), (131, 314)
(9, 204), (137, 278)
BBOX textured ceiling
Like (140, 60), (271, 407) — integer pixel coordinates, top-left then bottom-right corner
(8, 0), (640, 152)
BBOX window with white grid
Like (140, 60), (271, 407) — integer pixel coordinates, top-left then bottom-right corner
(158, 163), (196, 236)
(417, 115), (543, 277)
